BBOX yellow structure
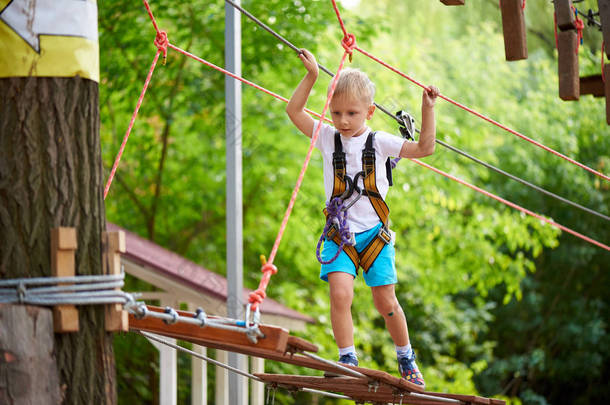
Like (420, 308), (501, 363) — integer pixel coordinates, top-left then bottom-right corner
(0, 0), (99, 81)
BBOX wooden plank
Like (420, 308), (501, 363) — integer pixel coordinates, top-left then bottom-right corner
(286, 335), (319, 353)
(256, 374), (447, 404)
(604, 63), (610, 125)
(555, 0), (576, 31)
(580, 74), (605, 97)
(557, 30), (580, 100)
(103, 231), (128, 332)
(500, 0), (528, 61)
(440, 0), (465, 5)
(599, 0), (610, 58)
(51, 227), (79, 332)
(129, 305), (290, 352)
(428, 391), (492, 404)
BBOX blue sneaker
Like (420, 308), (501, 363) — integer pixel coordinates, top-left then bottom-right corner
(398, 353), (425, 386)
(338, 353), (359, 367)
(324, 352), (358, 377)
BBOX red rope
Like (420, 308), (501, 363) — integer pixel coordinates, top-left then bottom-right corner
(573, 7), (584, 53)
(410, 159), (610, 252)
(330, 0), (349, 39)
(249, 50), (352, 310)
(167, 43), (331, 123)
(104, 51), (162, 200)
(355, 45), (610, 182)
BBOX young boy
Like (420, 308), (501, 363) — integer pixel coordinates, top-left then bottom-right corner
(286, 49), (439, 386)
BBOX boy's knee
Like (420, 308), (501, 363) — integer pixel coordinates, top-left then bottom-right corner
(375, 296), (399, 316)
(330, 288), (353, 307)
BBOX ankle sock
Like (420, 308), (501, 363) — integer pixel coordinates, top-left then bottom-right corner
(395, 344), (413, 359)
(339, 345), (357, 357)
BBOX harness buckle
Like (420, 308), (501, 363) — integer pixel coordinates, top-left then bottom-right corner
(378, 226), (392, 245)
(325, 222), (338, 240)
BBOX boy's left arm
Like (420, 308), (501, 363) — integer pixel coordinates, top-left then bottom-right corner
(399, 85), (440, 158)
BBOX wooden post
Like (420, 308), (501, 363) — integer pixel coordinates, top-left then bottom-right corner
(558, 30), (580, 100)
(0, 304), (61, 404)
(51, 227), (79, 332)
(598, 0), (610, 58)
(440, 0), (465, 5)
(500, 0), (528, 61)
(580, 75), (605, 97)
(103, 231), (128, 332)
(555, 0), (576, 31)
(604, 63), (610, 125)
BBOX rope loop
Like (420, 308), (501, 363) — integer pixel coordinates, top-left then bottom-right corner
(154, 30), (169, 63)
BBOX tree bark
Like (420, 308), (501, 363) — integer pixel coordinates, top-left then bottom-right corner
(0, 77), (115, 404)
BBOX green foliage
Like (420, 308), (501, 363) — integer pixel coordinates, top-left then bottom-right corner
(99, 1), (609, 404)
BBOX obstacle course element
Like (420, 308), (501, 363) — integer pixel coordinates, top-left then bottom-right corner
(129, 306), (506, 404)
(500, 0), (528, 61)
(50, 227), (79, 332)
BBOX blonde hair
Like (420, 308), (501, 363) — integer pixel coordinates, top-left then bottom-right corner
(328, 68), (376, 104)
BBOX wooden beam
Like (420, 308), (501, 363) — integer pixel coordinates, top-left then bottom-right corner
(500, 0), (528, 61)
(51, 227), (79, 332)
(554, 0), (576, 31)
(558, 30), (580, 100)
(599, 0), (610, 58)
(440, 0), (465, 5)
(580, 74), (605, 97)
(103, 231), (128, 332)
(604, 63), (610, 125)
(129, 305), (290, 353)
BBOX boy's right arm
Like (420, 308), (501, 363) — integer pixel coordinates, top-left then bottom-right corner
(286, 49), (319, 139)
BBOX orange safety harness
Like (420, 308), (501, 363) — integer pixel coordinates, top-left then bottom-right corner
(323, 131), (393, 273)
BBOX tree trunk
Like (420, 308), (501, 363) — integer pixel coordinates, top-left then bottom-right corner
(0, 77), (115, 404)
(0, 304), (61, 404)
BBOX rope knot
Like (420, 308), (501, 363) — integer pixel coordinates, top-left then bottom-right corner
(261, 262), (278, 276)
(341, 33), (357, 61)
(154, 30), (169, 63)
(248, 289), (266, 305)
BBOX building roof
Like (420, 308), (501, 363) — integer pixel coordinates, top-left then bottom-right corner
(107, 223), (314, 324)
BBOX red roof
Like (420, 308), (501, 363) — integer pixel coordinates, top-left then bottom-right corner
(107, 223), (314, 323)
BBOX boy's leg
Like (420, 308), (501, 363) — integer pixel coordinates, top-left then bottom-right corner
(328, 271), (355, 349)
(370, 284), (409, 346)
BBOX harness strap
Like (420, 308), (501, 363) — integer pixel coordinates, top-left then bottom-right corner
(331, 132), (347, 199)
(322, 130), (394, 273)
(362, 133), (390, 226)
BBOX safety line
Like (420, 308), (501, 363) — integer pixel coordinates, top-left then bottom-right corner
(354, 45), (610, 182)
(436, 139), (610, 222)
(249, 51), (352, 311)
(327, 1), (609, 182)
(222, 0), (609, 222)
(166, 43), (330, 123)
(103, 51), (162, 200)
(410, 158), (610, 251)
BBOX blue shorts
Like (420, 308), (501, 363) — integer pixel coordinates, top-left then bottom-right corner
(320, 222), (397, 287)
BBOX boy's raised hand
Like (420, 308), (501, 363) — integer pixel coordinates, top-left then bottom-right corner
(422, 85), (440, 108)
(298, 49), (319, 77)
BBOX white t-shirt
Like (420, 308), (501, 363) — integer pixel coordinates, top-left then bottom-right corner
(314, 122), (405, 232)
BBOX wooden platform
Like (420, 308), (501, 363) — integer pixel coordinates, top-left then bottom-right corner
(256, 374), (505, 404)
(129, 306), (505, 404)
